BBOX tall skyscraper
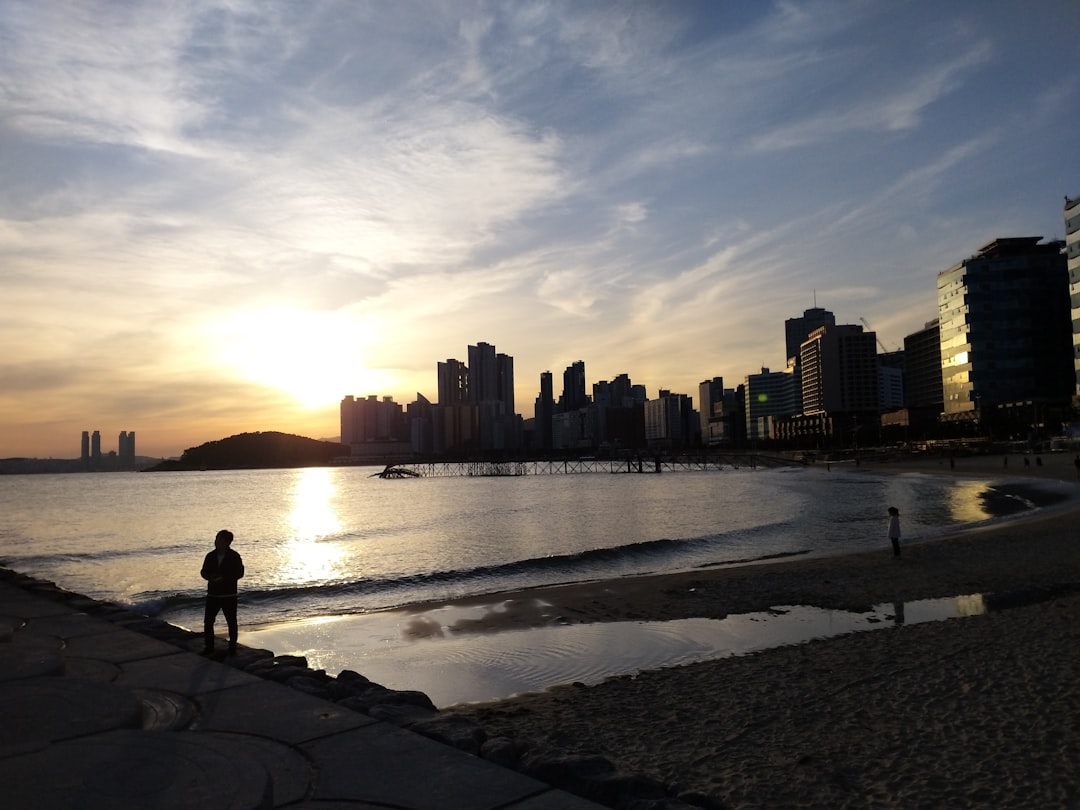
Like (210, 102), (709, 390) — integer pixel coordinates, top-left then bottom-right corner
(937, 237), (1072, 417)
(743, 366), (800, 441)
(1065, 197), (1080, 394)
(800, 324), (879, 417)
(495, 351), (515, 417)
(340, 395), (406, 445)
(698, 377), (725, 445)
(785, 307), (836, 365)
(903, 320), (943, 410)
(437, 359), (469, 405)
(644, 390), (698, 448)
(560, 361), (587, 412)
(118, 431), (136, 464)
(467, 342), (498, 403)
(534, 371), (554, 451)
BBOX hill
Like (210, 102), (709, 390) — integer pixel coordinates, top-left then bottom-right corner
(145, 431), (348, 471)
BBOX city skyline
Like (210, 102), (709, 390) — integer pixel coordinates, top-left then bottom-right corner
(2, 1), (1078, 459)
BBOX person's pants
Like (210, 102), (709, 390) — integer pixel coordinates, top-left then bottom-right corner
(891, 537), (901, 557)
(204, 595), (238, 648)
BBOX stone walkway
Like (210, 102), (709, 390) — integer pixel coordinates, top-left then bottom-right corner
(0, 576), (603, 809)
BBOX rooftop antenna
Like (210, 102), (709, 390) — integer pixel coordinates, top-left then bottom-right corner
(813, 289), (817, 308)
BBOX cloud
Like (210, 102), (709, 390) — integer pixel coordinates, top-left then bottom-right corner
(0, 1), (1076, 456)
(747, 38), (993, 153)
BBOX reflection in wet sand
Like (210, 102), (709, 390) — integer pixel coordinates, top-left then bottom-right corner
(241, 593), (988, 707)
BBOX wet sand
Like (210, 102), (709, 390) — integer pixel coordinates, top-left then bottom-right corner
(444, 452), (1080, 808)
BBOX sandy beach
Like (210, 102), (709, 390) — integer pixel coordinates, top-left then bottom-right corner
(444, 452), (1080, 808)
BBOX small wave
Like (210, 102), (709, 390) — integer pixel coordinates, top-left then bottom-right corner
(140, 532), (752, 620)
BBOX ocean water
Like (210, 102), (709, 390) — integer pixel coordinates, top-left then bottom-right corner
(0, 464), (1065, 638)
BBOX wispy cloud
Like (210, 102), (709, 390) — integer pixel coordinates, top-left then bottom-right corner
(0, 0), (1075, 456)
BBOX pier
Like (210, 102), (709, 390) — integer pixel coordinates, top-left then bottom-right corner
(373, 454), (804, 478)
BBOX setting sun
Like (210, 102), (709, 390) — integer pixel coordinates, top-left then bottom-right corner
(214, 308), (390, 408)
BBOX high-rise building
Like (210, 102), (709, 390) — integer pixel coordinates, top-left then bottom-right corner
(800, 324), (879, 416)
(433, 342), (521, 453)
(559, 361), (587, 413)
(743, 365), (800, 441)
(495, 352), (515, 417)
(785, 307), (836, 365)
(698, 377), (726, 445)
(118, 431), (136, 464)
(644, 390), (698, 449)
(878, 351), (905, 411)
(437, 359), (469, 405)
(340, 395), (407, 446)
(1065, 197), (1080, 394)
(81, 431), (90, 466)
(904, 320), (944, 410)
(407, 394), (435, 455)
(465, 342), (518, 451)
(937, 237), (1072, 417)
(534, 371), (554, 451)
(467, 342), (498, 403)
(91, 430), (101, 464)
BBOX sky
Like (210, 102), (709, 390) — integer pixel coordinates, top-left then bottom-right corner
(2, 1), (1078, 459)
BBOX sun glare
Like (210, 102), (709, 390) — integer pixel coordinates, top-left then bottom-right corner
(215, 307), (391, 407)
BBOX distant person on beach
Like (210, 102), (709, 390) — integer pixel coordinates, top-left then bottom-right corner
(200, 529), (244, 655)
(888, 506), (902, 558)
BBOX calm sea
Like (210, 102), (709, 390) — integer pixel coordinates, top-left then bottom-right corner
(0, 465), (1066, 636)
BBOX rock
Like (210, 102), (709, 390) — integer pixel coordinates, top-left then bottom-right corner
(479, 736), (522, 768)
(409, 715), (487, 755)
(367, 703), (437, 727)
(273, 654), (309, 669)
(286, 675), (332, 699)
(337, 684), (436, 713)
(336, 669), (371, 686)
(262, 665), (316, 683)
(520, 750), (668, 807)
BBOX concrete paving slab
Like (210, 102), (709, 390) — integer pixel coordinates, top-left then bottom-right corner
(62, 624), (185, 662)
(25, 611), (119, 639)
(0, 728), (274, 810)
(506, 790), (614, 808)
(134, 687), (198, 731)
(193, 678), (375, 743)
(115, 650), (262, 694)
(0, 587), (80, 619)
(0, 676), (141, 751)
(0, 632), (64, 681)
(301, 723), (556, 810)
(197, 731), (314, 805)
(64, 655), (122, 681)
(0, 575), (611, 810)
(287, 804), (420, 809)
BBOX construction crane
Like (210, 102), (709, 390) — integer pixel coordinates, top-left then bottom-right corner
(859, 317), (901, 353)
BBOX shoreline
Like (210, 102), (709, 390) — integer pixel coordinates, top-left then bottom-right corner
(371, 455), (1080, 633)
(440, 455), (1080, 807)
(7, 452), (1079, 807)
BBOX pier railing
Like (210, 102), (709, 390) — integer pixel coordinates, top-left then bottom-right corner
(374, 454), (802, 478)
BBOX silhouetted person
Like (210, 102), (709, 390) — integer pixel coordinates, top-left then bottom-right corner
(201, 529), (244, 655)
(888, 506), (901, 558)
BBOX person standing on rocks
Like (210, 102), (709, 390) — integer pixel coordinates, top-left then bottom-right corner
(888, 506), (902, 558)
(201, 529), (244, 655)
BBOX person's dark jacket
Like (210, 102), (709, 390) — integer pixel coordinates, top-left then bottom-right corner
(200, 549), (244, 597)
